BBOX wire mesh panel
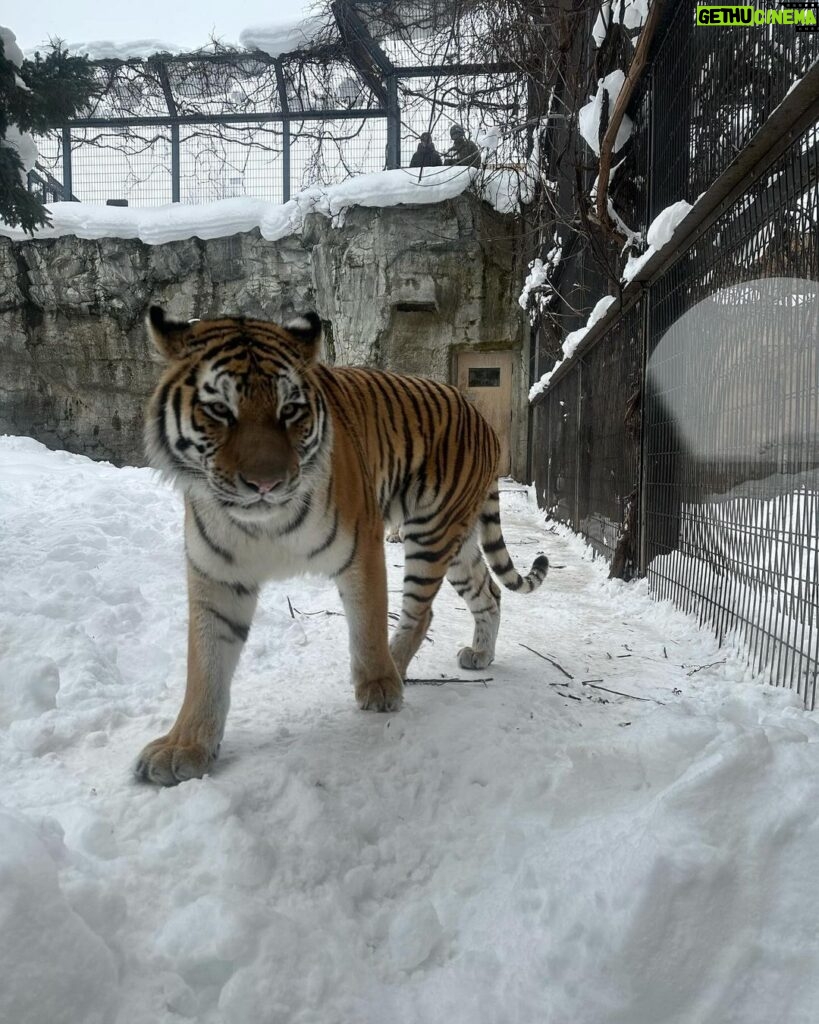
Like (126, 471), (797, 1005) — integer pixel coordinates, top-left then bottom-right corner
(650, 2), (819, 218)
(27, 131), (64, 201)
(70, 127), (174, 206)
(179, 124), (286, 204)
(168, 55), (283, 119)
(578, 300), (643, 565)
(288, 117), (388, 190)
(39, 44), (391, 205)
(643, 121), (819, 706)
(533, 368), (580, 528)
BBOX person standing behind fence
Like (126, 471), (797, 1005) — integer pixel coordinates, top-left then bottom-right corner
(409, 132), (443, 169)
(444, 125), (481, 167)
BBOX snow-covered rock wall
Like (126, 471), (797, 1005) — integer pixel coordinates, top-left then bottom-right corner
(0, 195), (527, 469)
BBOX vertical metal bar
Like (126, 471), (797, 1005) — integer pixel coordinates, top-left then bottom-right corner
(575, 361), (582, 532)
(386, 74), (400, 168)
(639, 65), (655, 578)
(61, 127), (73, 201)
(281, 121), (291, 203)
(171, 123), (180, 203)
(154, 59), (180, 204)
(638, 293), (650, 577)
(274, 59), (291, 203)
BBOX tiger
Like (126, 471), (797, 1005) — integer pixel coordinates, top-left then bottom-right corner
(136, 306), (549, 785)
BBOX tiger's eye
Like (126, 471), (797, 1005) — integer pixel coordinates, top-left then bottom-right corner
(206, 401), (232, 420)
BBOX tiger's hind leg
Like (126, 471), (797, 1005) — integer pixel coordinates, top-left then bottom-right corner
(446, 530), (501, 670)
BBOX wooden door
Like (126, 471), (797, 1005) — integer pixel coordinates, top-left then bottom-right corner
(455, 350), (514, 476)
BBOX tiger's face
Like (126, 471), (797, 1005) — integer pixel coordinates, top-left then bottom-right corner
(145, 307), (328, 520)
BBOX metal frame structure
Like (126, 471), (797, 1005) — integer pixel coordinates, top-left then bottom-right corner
(31, 0), (519, 206)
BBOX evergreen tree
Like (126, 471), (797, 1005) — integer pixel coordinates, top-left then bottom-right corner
(0, 30), (98, 233)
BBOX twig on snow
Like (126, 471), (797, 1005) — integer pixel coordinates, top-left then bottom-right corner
(405, 677), (492, 686)
(685, 659), (727, 676)
(518, 643), (574, 679)
(581, 681), (665, 705)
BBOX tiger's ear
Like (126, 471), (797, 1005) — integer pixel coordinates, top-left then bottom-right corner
(285, 312), (323, 360)
(146, 305), (193, 361)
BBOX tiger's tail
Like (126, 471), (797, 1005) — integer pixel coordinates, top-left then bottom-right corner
(478, 488), (549, 593)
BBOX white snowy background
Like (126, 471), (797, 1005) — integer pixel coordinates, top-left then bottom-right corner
(3, 435), (819, 1024)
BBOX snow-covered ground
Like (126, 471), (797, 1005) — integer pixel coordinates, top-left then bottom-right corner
(3, 435), (819, 1024)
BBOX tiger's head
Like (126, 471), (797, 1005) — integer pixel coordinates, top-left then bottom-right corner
(145, 306), (329, 520)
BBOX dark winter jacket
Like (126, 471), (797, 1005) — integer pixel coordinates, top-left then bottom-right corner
(445, 137), (481, 168)
(410, 142), (443, 168)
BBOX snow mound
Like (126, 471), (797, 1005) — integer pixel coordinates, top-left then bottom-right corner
(0, 655), (60, 726)
(593, 0), (651, 46)
(63, 39), (188, 59)
(579, 71), (633, 156)
(623, 199), (693, 283)
(0, 812), (118, 1024)
(1, 25), (26, 66)
(239, 16), (330, 57)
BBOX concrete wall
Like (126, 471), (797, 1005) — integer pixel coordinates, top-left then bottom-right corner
(0, 195), (529, 475)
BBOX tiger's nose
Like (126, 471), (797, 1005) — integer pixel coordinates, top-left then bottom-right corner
(240, 474), (283, 494)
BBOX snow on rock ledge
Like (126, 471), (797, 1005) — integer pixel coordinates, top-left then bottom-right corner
(0, 166), (480, 245)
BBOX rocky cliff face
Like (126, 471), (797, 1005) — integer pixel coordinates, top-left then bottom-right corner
(0, 195), (527, 470)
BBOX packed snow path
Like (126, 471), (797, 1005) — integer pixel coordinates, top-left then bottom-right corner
(2, 436), (819, 1024)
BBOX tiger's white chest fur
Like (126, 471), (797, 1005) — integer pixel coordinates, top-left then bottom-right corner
(184, 469), (357, 588)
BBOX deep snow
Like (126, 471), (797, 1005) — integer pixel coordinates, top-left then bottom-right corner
(2, 435), (819, 1024)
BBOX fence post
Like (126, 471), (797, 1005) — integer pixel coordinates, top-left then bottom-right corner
(171, 124), (180, 203)
(576, 360), (583, 532)
(274, 59), (291, 203)
(154, 58), (180, 203)
(386, 74), (400, 168)
(61, 127), (73, 200)
(638, 294), (650, 576)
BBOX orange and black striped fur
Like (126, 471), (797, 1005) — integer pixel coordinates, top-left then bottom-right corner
(136, 307), (548, 785)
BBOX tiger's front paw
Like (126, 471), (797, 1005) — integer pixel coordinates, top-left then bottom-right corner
(135, 735), (217, 786)
(355, 675), (404, 712)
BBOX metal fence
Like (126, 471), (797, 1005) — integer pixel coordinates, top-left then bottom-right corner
(28, 0), (521, 207)
(530, 4), (819, 706)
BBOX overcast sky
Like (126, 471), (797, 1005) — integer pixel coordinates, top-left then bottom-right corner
(4, 0), (311, 52)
